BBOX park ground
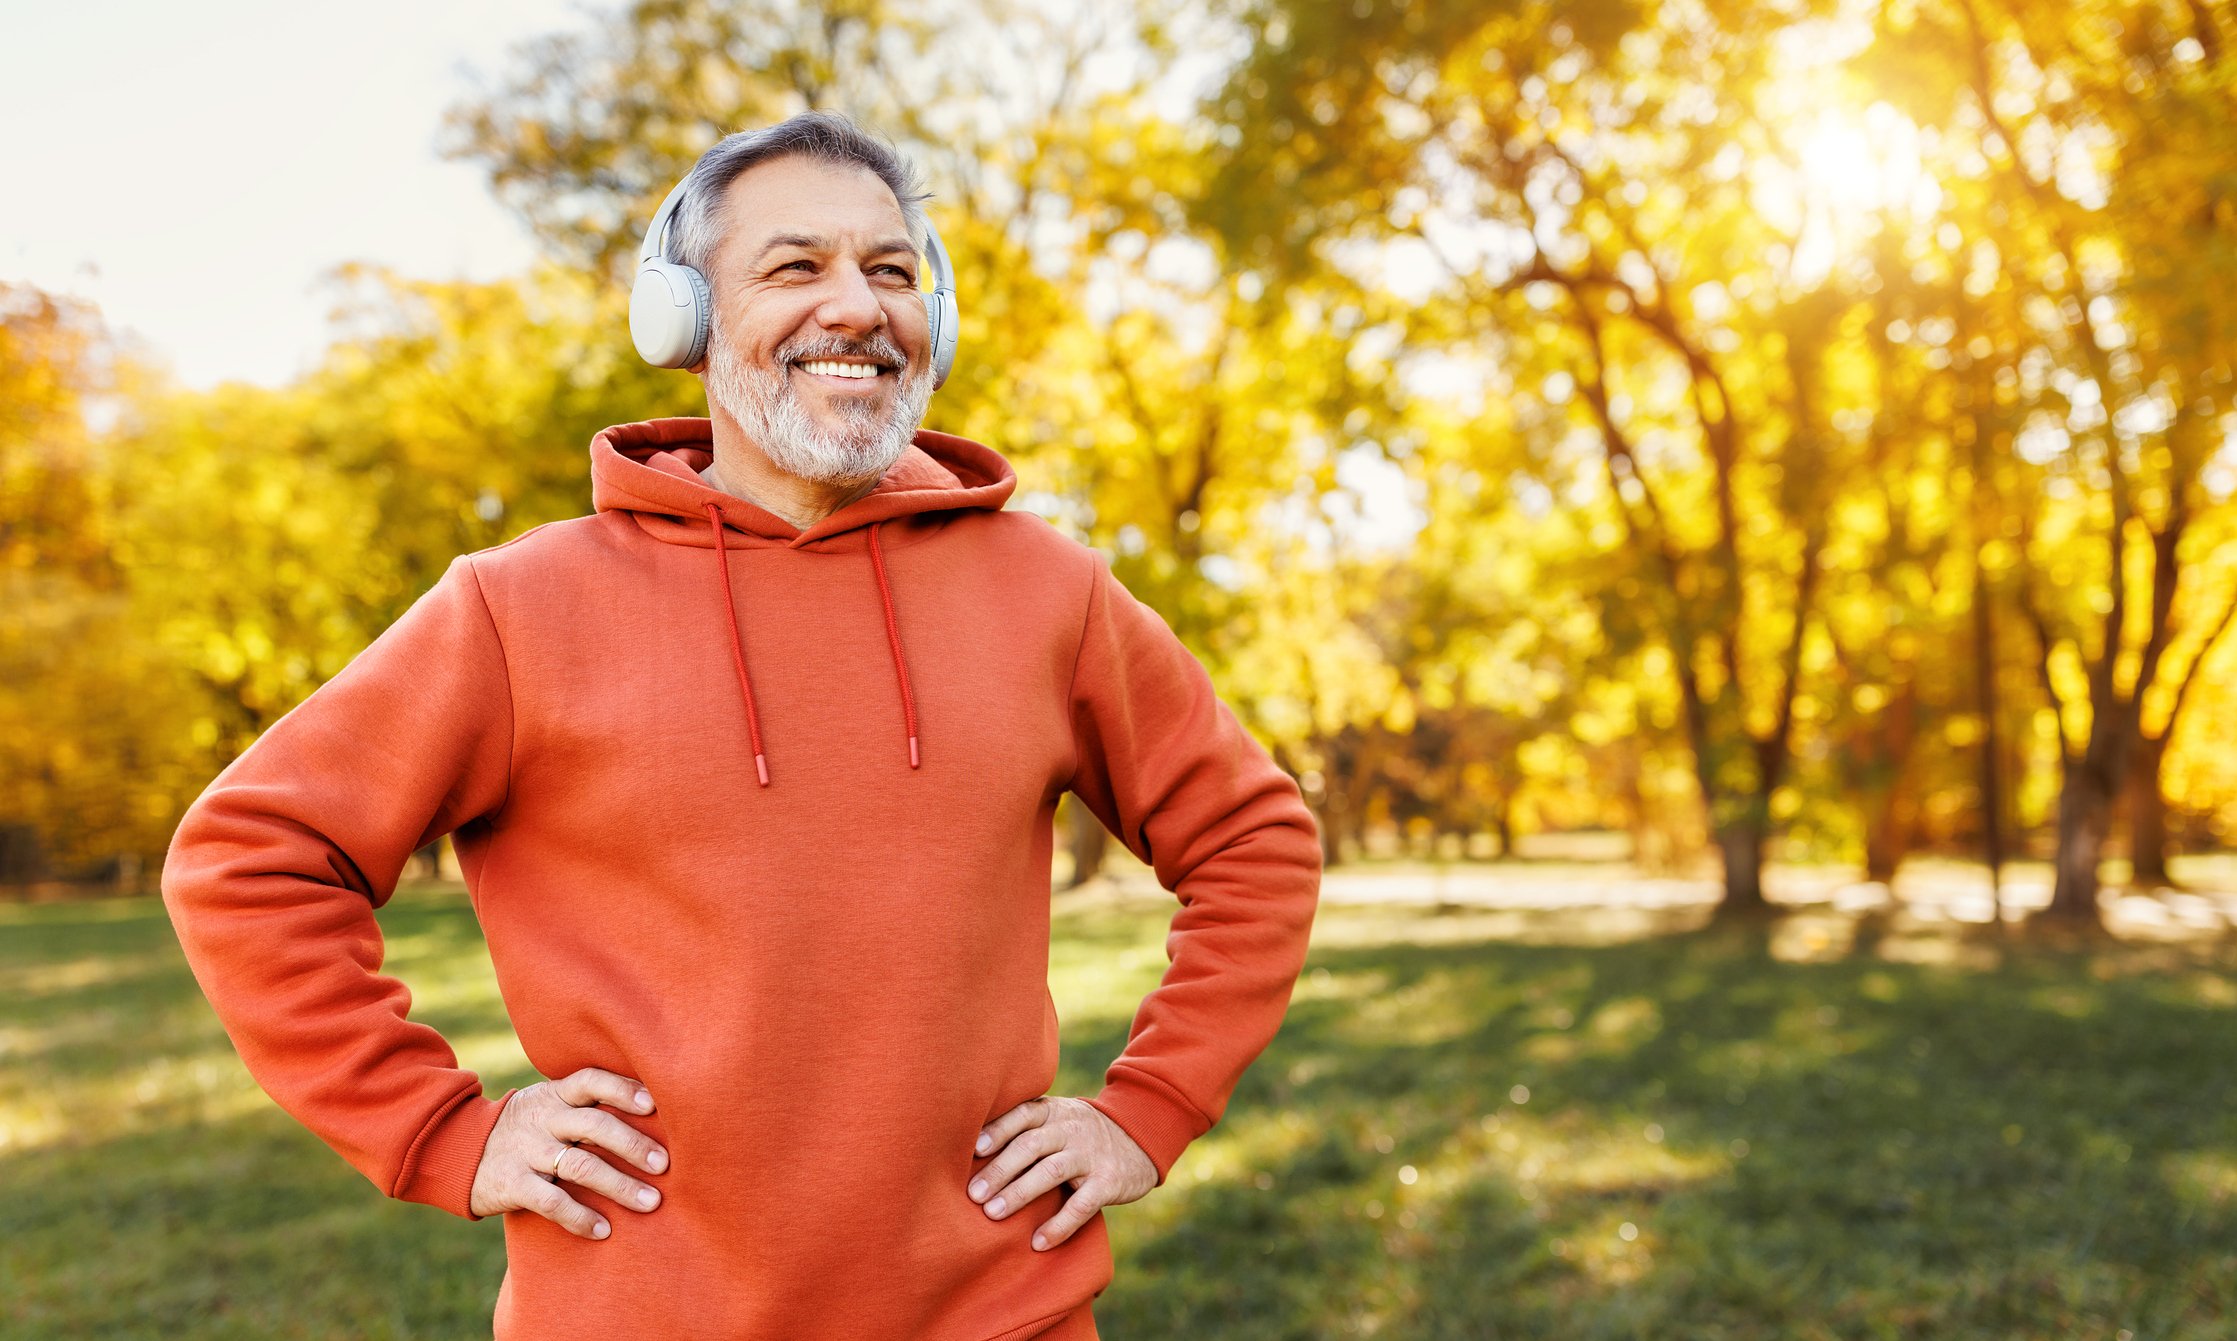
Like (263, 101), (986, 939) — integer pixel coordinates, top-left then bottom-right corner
(8, 853), (2237, 1338)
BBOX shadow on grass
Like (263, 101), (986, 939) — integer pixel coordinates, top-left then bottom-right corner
(1084, 915), (2237, 1339)
(10, 891), (2237, 1338)
(1, 891), (535, 1340)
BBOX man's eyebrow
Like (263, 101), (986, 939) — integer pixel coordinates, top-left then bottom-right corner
(752, 233), (830, 264)
(751, 233), (920, 265)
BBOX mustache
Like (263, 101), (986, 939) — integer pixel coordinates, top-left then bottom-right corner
(776, 331), (909, 370)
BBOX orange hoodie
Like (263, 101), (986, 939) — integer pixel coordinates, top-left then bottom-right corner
(159, 417), (1324, 1341)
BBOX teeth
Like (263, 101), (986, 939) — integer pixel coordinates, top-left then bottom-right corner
(798, 360), (883, 379)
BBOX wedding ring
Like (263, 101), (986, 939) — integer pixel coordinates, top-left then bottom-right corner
(548, 1141), (577, 1182)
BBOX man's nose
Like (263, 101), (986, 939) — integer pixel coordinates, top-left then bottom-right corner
(813, 264), (885, 336)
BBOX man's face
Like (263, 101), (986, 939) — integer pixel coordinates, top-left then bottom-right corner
(698, 154), (935, 486)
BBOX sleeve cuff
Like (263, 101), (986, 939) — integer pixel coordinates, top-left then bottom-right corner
(1085, 1067), (1214, 1189)
(391, 1086), (516, 1220)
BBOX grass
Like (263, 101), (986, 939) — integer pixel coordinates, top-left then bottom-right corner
(8, 878), (2237, 1338)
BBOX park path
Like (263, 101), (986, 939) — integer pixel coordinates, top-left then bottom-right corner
(1061, 857), (2237, 946)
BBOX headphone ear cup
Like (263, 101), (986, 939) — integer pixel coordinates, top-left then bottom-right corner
(631, 260), (713, 369)
(929, 287), (959, 390)
(681, 264), (712, 367)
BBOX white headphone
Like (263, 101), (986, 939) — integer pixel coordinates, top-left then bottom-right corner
(628, 169), (959, 389)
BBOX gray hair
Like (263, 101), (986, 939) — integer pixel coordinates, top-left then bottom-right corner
(666, 111), (931, 273)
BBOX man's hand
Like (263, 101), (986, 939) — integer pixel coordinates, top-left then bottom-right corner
(968, 1096), (1158, 1250)
(468, 1067), (670, 1239)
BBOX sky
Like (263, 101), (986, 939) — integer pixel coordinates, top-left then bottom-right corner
(2, 0), (603, 389)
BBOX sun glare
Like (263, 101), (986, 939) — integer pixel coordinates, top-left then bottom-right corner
(1774, 102), (1935, 288)
(1758, 15), (1938, 288)
(1796, 102), (1930, 222)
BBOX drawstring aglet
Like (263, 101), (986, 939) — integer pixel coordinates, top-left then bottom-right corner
(755, 753), (770, 787)
(908, 736), (920, 769)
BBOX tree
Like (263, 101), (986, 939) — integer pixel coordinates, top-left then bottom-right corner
(1870, 0), (2237, 926)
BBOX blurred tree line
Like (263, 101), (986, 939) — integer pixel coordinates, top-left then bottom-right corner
(4, 0), (2235, 931)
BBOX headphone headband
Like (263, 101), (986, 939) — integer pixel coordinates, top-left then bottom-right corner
(628, 162), (959, 388)
(639, 175), (695, 266)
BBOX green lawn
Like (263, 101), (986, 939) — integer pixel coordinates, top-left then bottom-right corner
(8, 882), (2237, 1338)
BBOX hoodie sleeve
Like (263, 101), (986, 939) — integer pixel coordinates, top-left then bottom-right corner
(159, 553), (517, 1221)
(1066, 554), (1323, 1188)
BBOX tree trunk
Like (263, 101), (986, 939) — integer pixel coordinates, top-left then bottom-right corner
(1063, 796), (1109, 888)
(1616, 748), (1657, 871)
(2037, 518), (2180, 930)
(1319, 731), (1382, 870)
(2045, 760), (2118, 923)
(1714, 813), (1771, 916)
(1862, 798), (1911, 885)
(0, 824), (43, 885)
(1313, 762), (1355, 869)
(2127, 730), (2173, 888)
(1971, 561), (2007, 903)
(1859, 681), (1919, 884)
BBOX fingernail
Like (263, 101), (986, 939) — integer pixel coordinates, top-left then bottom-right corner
(976, 1133), (991, 1153)
(970, 1179), (987, 1200)
(637, 1188), (658, 1209)
(636, 1090), (653, 1110)
(989, 1197), (1006, 1215)
(649, 1149), (668, 1173)
(1033, 1234), (1048, 1250)
(593, 1221), (611, 1239)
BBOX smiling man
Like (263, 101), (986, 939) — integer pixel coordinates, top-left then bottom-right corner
(159, 112), (1323, 1341)
(682, 141), (939, 525)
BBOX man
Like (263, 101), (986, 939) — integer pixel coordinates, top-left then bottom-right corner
(160, 111), (1322, 1341)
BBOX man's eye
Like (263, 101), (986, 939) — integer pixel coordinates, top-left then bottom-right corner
(781, 260), (814, 273)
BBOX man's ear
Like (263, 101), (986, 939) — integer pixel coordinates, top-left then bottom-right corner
(687, 357), (709, 377)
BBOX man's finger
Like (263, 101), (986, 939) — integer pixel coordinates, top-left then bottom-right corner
(1030, 1180), (1104, 1251)
(524, 1174), (612, 1239)
(557, 1105), (670, 1175)
(555, 1067), (654, 1114)
(974, 1094), (1051, 1155)
(971, 1122), (1063, 1205)
(979, 1145), (1082, 1219)
(550, 1140), (662, 1213)
(548, 1141), (585, 1182)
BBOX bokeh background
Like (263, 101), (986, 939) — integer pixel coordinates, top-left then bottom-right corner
(9, 0), (2237, 1337)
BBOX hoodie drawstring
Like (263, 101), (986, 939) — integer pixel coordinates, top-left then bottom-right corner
(866, 521), (923, 770)
(705, 503), (771, 786)
(703, 504), (923, 784)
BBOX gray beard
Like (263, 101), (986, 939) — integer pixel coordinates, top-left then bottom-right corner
(703, 322), (934, 487)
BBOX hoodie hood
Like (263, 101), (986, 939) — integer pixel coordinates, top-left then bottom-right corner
(588, 417), (1018, 785)
(590, 416), (1018, 548)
